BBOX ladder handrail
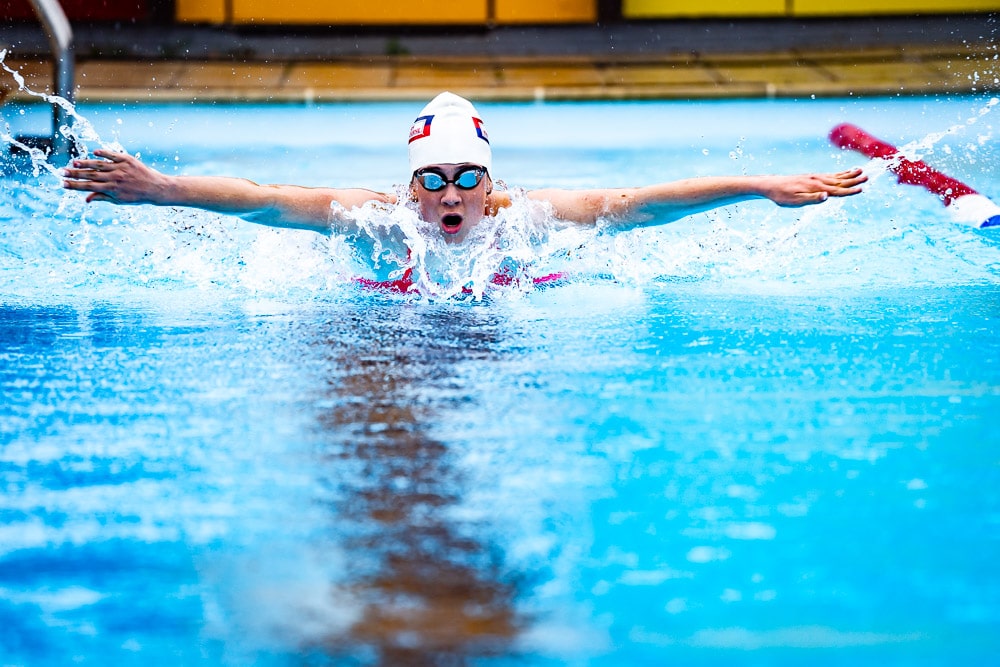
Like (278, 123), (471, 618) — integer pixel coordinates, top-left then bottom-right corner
(28, 0), (74, 161)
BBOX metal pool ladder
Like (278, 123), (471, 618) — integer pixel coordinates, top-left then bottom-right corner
(21, 0), (75, 162)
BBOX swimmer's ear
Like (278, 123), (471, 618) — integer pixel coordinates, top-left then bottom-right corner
(486, 175), (493, 195)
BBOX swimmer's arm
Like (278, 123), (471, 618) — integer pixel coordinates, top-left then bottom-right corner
(528, 170), (866, 226)
(62, 150), (390, 233)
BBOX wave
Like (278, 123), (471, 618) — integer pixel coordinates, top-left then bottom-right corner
(2, 57), (999, 304)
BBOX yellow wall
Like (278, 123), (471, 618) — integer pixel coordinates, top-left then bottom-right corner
(176, 0), (226, 23)
(176, 0), (1000, 23)
(624, 0), (1000, 16)
(794, 0), (1000, 14)
(494, 0), (597, 23)
(229, 0), (488, 24)
(176, 0), (490, 24)
(624, 0), (785, 17)
(176, 0), (595, 24)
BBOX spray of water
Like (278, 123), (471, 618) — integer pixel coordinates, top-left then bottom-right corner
(889, 97), (997, 162)
(336, 184), (591, 300)
(0, 49), (121, 169)
(2, 54), (998, 301)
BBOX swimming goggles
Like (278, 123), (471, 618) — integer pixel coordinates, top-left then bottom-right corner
(413, 166), (486, 191)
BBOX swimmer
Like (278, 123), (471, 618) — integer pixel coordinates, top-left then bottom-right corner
(61, 92), (866, 244)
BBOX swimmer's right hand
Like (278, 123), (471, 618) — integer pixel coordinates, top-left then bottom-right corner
(62, 149), (169, 205)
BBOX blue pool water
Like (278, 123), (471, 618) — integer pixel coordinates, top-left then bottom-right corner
(2, 88), (1000, 666)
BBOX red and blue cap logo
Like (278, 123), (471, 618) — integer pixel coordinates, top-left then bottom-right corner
(409, 115), (433, 143)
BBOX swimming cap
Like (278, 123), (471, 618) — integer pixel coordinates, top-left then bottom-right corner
(408, 92), (491, 173)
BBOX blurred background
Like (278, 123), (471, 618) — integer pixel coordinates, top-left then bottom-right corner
(2, 0), (998, 33)
(0, 0), (997, 103)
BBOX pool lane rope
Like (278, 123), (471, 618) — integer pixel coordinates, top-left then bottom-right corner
(829, 123), (1000, 229)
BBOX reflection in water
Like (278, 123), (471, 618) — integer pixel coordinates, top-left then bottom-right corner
(5, 285), (999, 665)
(309, 301), (524, 666)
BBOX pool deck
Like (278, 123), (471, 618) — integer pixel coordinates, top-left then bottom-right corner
(1, 16), (998, 103)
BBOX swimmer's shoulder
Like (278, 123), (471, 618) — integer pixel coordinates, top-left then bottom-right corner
(487, 191), (513, 216)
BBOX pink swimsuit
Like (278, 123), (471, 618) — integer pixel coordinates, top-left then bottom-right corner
(356, 266), (564, 294)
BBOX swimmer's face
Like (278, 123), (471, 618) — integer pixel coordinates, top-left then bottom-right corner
(411, 163), (492, 243)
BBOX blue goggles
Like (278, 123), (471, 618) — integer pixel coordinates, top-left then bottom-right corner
(413, 166), (486, 192)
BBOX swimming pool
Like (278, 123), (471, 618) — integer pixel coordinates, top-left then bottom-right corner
(2, 90), (999, 665)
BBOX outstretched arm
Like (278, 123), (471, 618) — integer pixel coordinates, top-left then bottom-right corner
(528, 169), (866, 227)
(62, 149), (391, 234)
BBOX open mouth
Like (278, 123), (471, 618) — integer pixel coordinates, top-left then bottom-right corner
(441, 214), (463, 234)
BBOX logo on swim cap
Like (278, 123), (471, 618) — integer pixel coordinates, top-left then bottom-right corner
(409, 115), (433, 144)
(472, 117), (489, 143)
(408, 114), (488, 145)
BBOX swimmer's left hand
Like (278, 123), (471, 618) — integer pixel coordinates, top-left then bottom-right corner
(764, 168), (867, 207)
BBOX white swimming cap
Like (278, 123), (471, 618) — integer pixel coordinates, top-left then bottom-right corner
(408, 92), (491, 173)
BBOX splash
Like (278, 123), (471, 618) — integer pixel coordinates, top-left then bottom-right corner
(338, 185), (591, 300)
(885, 96), (997, 163)
(0, 49), (122, 173)
(2, 58), (998, 302)
(0, 55), (594, 301)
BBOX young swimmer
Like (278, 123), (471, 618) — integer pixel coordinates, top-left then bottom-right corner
(61, 92), (866, 266)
